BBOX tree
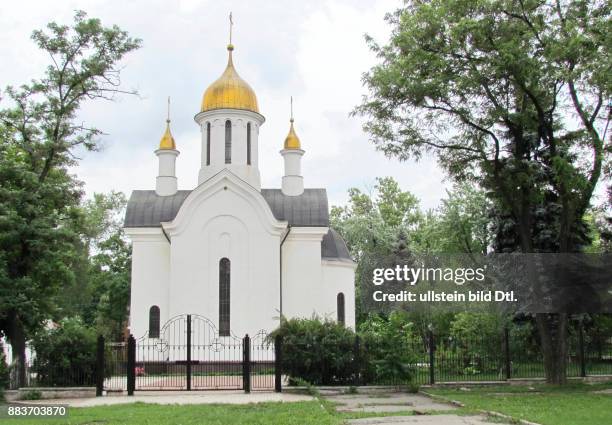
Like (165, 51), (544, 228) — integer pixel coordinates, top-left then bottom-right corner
(0, 11), (140, 385)
(355, 0), (610, 383)
(331, 177), (421, 321)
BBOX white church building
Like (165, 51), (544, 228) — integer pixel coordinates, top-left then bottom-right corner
(124, 40), (356, 340)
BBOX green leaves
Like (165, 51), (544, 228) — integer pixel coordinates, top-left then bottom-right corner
(0, 11), (139, 364)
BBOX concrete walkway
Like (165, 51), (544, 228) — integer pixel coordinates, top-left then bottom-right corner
(322, 388), (500, 425)
(15, 390), (313, 407)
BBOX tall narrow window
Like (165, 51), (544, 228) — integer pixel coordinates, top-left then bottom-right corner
(224, 120), (232, 164)
(149, 306), (160, 338)
(246, 122), (252, 165)
(219, 258), (231, 336)
(206, 122), (211, 165)
(337, 293), (345, 326)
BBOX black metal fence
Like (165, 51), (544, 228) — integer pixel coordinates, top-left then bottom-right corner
(8, 320), (611, 391)
(368, 325), (612, 386)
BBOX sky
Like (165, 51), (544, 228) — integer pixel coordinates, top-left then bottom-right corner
(0, 0), (449, 210)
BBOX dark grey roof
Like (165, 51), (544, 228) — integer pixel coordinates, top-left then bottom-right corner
(321, 229), (352, 260)
(124, 190), (191, 228)
(261, 189), (328, 226)
(124, 188), (351, 260)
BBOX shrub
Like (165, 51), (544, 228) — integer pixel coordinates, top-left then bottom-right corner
(271, 317), (358, 385)
(20, 389), (42, 400)
(31, 318), (97, 386)
(359, 312), (418, 385)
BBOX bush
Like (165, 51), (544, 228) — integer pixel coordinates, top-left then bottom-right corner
(31, 318), (97, 386)
(271, 317), (358, 385)
(359, 312), (418, 385)
(20, 389), (42, 400)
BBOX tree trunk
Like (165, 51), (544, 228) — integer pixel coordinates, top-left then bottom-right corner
(536, 313), (568, 384)
(7, 317), (27, 388)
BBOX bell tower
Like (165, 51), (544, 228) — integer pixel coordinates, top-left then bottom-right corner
(194, 14), (264, 189)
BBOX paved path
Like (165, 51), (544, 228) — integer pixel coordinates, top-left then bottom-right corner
(322, 388), (500, 425)
(347, 415), (501, 425)
(15, 390), (313, 407)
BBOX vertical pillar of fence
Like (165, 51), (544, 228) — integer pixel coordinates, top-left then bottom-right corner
(186, 314), (192, 391)
(428, 330), (435, 385)
(353, 335), (361, 387)
(127, 334), (136, 396)
(96, 335), (105, 397)
(275, 335), (282, 393)
(579, 322), (586, 378)
(243, 334), (251, 393)
(504, 326), (511, 380)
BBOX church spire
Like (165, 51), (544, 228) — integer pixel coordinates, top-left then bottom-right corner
(155, 96), (179, 196)
(159, 96), (176, 150)
(284, 96), (301, 150)
(281, 96), (305, 196)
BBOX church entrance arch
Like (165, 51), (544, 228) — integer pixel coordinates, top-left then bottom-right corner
(128, 314), (278, 391)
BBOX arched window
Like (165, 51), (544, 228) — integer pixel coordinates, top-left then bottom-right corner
(149, 306), (160, 338)
(246, 122), (252, 165)
(337, 293), (345, 326)
(224, 120), (232, 164)
(206, 122), (211, 165)
(219, 258), (231, 336)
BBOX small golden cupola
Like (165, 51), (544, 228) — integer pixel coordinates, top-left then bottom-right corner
(200, 43), (259, 113)
(284, 96), (301, 149)
(159, 120), (176, 150)
(158, 96), (176, 150)
(284, 119), (301, 150)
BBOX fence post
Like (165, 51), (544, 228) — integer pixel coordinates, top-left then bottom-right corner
(428, 330), (435, 385)
(579, 322), (586, 378)
(127, 334), (136, 396)
(243, 334), (251, 393)
(96, 335), (105, 397)
(504, 327), (511, 380)
(186, 314), (192, 391)
(353, 335), (360, 387)
(275, 335), (282, 393)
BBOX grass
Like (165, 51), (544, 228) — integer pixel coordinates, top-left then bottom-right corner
(2, 401), (344, 425)
(427, 382), (612, 425)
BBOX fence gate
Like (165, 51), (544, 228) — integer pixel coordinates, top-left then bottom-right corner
(102, 314), (280, 393)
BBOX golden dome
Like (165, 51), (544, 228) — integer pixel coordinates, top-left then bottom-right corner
(201, 45), (259, 113)
(158, 120), (176, 150)
(284, 118), (301, 150)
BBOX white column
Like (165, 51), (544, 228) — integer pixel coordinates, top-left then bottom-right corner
(155, 149), (179, 196)
(281, 149), (305, 196)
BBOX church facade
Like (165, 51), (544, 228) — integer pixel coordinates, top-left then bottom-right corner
(124, 41), (356, 340)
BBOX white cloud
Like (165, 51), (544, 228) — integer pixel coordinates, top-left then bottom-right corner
(0, 0), (449, 210)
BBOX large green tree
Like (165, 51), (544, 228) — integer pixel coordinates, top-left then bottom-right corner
(0, 11), (140, 385)
(355, 0), (610, 383)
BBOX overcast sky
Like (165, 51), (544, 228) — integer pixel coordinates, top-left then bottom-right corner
(0, 0), (449, 210)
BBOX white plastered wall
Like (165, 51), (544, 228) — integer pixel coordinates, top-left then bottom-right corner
(124, 228), (171, 339)
(322, 259), (357, 329)
(162, 171), (286, 337)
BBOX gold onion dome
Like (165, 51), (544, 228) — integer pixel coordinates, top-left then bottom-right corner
(158, 120), (176, 150)
(284, 118), (301, 150)
(201, 44), (259, 113)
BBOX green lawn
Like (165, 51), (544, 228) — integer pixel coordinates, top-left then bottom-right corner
(427, 382), (612, 425)
(1, 401), (344, 425)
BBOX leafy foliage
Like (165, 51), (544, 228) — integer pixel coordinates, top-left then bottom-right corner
(271, 317), (358, 385)
(354, 0), (610, 384)
(359, 312), (418, 385)
(0, 11), (139, 382)
(31, 318), (97, 386)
